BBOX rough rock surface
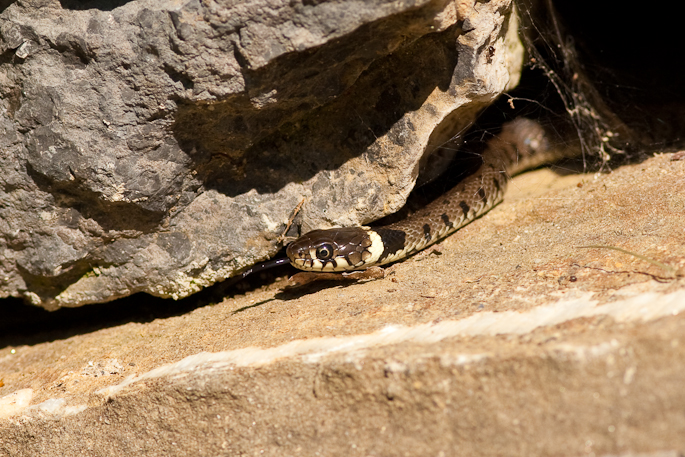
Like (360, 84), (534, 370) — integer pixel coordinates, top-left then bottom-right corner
(1, 153), (685, 455)
(0, 0), (523, 309)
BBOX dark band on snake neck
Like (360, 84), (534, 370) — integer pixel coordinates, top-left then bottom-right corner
(286, 118), (573, 272)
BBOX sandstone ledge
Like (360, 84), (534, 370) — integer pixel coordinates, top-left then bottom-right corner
(1, 153), (685, 455)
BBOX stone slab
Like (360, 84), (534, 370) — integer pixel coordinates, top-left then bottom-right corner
(2, 153), (685, 455)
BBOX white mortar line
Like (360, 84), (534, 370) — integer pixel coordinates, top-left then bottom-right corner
(95, 288), (685, 397)
(3, 287), (684, 420)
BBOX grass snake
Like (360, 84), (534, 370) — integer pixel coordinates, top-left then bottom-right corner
(286, 118), (578, 273)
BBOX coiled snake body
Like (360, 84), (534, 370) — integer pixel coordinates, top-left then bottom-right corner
(286, 118), (572, 272)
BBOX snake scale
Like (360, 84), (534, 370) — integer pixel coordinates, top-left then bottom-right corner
(286, 118), (575, 273)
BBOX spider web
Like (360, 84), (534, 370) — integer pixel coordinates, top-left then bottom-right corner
(516, 0), (635, 171)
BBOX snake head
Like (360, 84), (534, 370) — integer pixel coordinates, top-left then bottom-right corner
(286, 227), (383, 272)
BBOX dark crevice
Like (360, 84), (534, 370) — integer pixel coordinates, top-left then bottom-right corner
(0, 250), (296, 349)
(57, 0), (135, 11)
(0, 0), (14, 13)
(163, 64), (194, 91)
(523, 0), (684, 152)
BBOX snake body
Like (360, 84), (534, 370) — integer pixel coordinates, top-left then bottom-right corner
(286, 118), (571, 272)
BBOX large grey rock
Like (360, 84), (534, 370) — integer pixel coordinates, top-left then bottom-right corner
(0, 0), (523, 309)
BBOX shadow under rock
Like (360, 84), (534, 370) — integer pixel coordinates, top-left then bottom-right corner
(57, 0), (134, 10)
(0, 261), (296, 350)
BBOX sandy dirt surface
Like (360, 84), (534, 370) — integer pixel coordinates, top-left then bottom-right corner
(1, 152), (685, 456)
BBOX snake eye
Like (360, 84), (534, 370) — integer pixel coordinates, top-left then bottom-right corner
(315, 243), (335, 260)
